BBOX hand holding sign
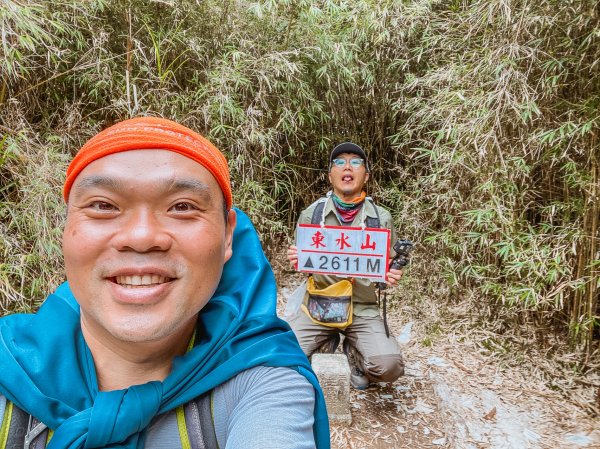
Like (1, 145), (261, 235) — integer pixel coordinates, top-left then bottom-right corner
(287, 245), (299, 267)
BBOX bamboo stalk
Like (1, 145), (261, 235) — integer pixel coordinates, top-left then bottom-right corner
(126, 7), (133, 117)
(585, 136), (599, 358)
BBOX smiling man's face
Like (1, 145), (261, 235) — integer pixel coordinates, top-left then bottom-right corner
(62, 149), (236, 345)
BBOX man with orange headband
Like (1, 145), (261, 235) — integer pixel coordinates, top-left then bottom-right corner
(0, 117), (329, 448)
(287, 142), (405, 390)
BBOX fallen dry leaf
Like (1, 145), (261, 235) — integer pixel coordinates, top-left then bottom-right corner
(483, 406), (497, 421)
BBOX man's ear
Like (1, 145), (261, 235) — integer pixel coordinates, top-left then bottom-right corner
(328, 172), (332, 184)
(223, 208), (237, 263)
(365, 171), (370, 183)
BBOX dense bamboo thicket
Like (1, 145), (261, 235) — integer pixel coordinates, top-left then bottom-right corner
(1, 0), (598, 361)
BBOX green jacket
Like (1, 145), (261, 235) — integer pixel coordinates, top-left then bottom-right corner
(296, 194), (397, 317)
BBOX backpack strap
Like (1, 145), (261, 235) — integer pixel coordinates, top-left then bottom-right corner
(309, 197), (328, 226)
(0, 401), (49, 449)
(365, 198), (381, 229)
(0, 395), (6, 446)
(184, 392), (218, 449)
(1, 401), (27, 449)
(25, 415), (49, 449)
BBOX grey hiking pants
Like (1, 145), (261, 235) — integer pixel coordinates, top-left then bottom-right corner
(287, 310), (405, 383)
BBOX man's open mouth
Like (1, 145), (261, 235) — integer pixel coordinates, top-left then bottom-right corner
(113, 275), (173, 288)
(342, 175), (353, 182)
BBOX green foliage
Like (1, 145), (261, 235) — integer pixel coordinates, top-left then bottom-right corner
(0, 0), (598, 359)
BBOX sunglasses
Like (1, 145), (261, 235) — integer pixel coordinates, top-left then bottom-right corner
(332, 158), (365, 169)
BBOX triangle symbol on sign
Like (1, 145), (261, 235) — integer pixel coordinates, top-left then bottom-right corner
(303, 257), (314, 268)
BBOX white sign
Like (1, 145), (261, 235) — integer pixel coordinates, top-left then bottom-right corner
(296, 224), (390, 282)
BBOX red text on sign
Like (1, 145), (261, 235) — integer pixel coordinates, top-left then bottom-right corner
(311, 231), (326, 248)
(360, 234), (376, 250)
(336, 232), (352, 250)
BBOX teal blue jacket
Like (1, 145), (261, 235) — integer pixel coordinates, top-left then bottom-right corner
(0, 210), (330, 449)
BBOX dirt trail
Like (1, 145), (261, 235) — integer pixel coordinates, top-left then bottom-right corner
(328, 330), (600, 449)
(277, 277), (600, 449)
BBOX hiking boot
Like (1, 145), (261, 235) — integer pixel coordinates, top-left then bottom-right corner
(317, 333), (340, 354)
(343, 339), (370, 390)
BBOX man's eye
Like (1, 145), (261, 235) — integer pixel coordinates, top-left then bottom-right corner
(89, 201), (117, 211)
(170, 202), (197, 212)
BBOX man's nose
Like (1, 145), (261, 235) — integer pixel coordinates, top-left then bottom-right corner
(113, 209), (171, 252)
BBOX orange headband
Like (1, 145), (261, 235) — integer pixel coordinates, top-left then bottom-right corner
(63, 117), (232, 209)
